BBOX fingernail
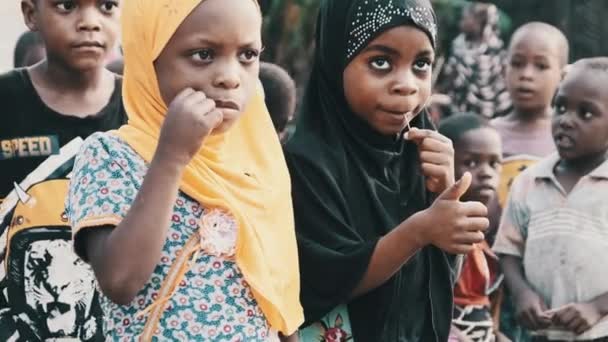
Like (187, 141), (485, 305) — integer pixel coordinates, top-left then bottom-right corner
(403, 132), (410, 140)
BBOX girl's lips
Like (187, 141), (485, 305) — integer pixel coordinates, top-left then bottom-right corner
(389, 112), (416, 130)
(214, 99), (240, 111)
(385, 112), (407, 127)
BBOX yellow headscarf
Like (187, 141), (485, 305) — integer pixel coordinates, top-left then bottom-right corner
(116, 0), (303, 334)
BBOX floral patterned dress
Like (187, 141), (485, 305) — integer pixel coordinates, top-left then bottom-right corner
(66, 133), (278, 341)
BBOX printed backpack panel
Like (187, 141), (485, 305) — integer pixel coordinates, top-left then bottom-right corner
(0, 138), (104, 341)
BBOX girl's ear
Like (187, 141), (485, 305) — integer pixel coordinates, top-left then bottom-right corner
(22, 0), (39, 32)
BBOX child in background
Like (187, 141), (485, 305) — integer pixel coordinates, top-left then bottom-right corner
(494, 58), (608, 342)
(438, 3), (511, 118)
(0, 0), (125, 340)
(490, 23), (569, 341)
(259, 61), (297, 141)
(0, 0), (126, 198)
(66, 0), (302, 340)
(491, 22), (569, 159)
(284, 0), (490, 340)
(13, 31), (45, 68)
(440, 114), (505, 342)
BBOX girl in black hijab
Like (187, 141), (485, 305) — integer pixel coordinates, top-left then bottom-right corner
(284, 0), (490, 341)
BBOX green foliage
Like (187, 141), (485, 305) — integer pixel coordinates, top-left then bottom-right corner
(262, 0), (319, 92)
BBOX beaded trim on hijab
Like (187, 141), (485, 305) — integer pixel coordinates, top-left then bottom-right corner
(347, 0), (437, 60)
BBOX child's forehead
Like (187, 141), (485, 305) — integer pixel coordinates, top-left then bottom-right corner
(560, 68), (608, 103)
(173, 0), (261, 41)
(510, 35), (559, 58)
(509, 28), (568, 65)
(369, 25), (434, 51)
(459, 127), (500, 143)
(453, 127), (501, 153)
(452, 125), (501, 148)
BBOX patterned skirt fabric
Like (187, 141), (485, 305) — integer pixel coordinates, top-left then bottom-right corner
(452, 304), (495, 342)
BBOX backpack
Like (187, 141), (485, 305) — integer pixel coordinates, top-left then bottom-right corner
(0, 138), (103, 341)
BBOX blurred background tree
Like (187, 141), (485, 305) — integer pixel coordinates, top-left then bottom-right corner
(480, 0), (608, 62)
(261, 0), (319, 97)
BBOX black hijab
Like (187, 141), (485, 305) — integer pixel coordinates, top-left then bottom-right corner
(284, 0), (457, 341)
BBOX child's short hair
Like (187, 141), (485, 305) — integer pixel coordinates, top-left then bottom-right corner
(259, 62), (297, 134)
(13, 31), (44, 68)
(561, 57), (608, 96)
(572, 57), (608, 73)
(438, 113), (493, 145)
(509, 22), (569, 66)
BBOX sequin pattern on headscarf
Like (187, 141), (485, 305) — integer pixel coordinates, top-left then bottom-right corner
(347, 0), (437, 60)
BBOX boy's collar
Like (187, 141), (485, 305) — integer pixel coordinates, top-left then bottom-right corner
(588, 158), (608, 179)
(532, 153), (560, 180)
(534, 153), (608, 180)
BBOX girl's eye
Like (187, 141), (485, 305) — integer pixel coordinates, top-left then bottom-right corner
(238, 49), (260, 64)
(491, 160), (501, 169)
(100, 1), (119, 13)
(413, 59), (432, 72)
(192, 49), (214, 62)
(56, 1), (76, 11)
(370, 57), (391, 71)
(555, 104), (567, 114)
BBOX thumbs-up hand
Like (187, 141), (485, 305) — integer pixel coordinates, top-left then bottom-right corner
(438, 169), (471, 201)
(415, 173), (489, 254)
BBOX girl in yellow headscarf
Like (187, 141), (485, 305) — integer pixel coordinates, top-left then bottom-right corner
(66, 0), (303, 340)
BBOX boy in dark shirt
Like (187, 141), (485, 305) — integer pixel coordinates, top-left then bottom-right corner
(0, 0), (126, 340)
(0, 0), (126, 199)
